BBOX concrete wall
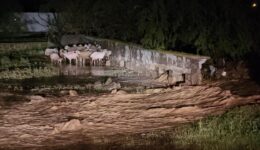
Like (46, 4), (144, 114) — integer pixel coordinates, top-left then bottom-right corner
(61, 35), (209, 85)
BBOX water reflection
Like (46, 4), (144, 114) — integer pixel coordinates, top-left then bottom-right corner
(58, 65), (131, 77)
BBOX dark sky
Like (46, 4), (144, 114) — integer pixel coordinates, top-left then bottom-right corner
(4, 0), (260, 12)
(18, 0), (49, 11)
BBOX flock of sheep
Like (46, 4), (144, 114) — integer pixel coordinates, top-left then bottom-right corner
(44, 43), (112, 66)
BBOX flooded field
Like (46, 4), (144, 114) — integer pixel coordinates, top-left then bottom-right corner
(0, 49), (165, 96)
(0, 49), (259, 150)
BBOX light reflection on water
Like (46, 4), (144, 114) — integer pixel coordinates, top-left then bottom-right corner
(58, 65), (130, 77)
(56, 64), (162, 88)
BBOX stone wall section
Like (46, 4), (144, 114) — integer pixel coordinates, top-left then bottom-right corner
(61, 35), (209, 85)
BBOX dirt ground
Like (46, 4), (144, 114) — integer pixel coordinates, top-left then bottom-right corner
(0, 83), (260, 149)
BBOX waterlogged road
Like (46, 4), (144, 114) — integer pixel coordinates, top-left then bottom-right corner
(0, 85), (259, 149)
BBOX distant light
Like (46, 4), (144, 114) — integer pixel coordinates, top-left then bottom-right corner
(252, 2), (257, 8)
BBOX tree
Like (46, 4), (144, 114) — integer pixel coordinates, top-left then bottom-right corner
(44, 0), (255, 61)
(137, 0), (168, 49)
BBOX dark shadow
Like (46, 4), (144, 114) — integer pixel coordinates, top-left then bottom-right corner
(0, 94), (30, 108)
(218, 80), (260, 97)
(246, 50), (260, 85)
(0, 143), (192, 150)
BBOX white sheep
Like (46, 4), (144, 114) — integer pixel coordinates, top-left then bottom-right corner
(50, 53), (62, 64)
(64, 45), (77, 52)
(90, 51), (106, 66)
(63, 51), (78, 65)
(103, 49), (112, 59)
(64, 45), (70, 50)
(76, 50), (93, 66)
(77, 44), (85, 51)
(89, 45), (98, 52)
(59, 49), (66, 58)
(84, 43), (92, 50)
(45, 48), (58, 56)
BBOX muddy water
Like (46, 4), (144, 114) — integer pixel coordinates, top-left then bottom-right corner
(0, 48), (164, 96)
(0, 65), (166, 113)
(0, 51), (164, 110)
(1, 84), (259, 149)
(1, 51), (259, 150)
(0, 51), (174, 149)
(0, 64), (164, 95)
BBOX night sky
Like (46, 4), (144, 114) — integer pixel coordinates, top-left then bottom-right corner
(3, 0), (259, 12)
(18, 0), (49, 11)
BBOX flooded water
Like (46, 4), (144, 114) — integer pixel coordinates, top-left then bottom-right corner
(0, 48), (166, 96)
(0, 50), (179, 149)
(58, 65), (164, 87)
(0, 64), (165, 96)
(0, 48), (164, 110)
(1, 50), (258, 150)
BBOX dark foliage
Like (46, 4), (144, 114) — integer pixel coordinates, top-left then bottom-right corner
(1, 0), (259, 61)
(41, 0), (259, 61)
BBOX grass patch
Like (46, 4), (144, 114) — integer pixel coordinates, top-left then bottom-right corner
(174, 105), (260, 150)
(0, 48), (47, 70)
(0, 65), (59, 80)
